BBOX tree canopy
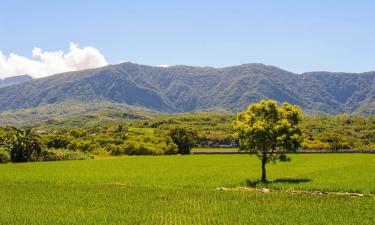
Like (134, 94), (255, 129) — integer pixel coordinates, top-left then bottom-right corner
(169, 127), (198, 155)
(233, 100), (303, 182)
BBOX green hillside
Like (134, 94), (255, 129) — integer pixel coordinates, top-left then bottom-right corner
(0, 63), (374, 114)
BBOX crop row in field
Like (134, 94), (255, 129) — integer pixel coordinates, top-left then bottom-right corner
(0, 154), (374, 224)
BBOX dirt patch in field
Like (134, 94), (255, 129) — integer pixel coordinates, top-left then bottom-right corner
(215, 186), (373, 198)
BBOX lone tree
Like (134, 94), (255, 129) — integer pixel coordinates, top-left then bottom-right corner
(169, 126), (198, 155)
(233, 100), (303, 182)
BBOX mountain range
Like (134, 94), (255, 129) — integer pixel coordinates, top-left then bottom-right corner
(0, 75), (32, 88)
(0, 63), (374, 115)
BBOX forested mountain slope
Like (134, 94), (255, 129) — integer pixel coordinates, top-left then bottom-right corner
(0, 75), (32, 88)
(0, 63), (374, 114)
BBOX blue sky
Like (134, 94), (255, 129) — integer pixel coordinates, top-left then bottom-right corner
(1, 0), (375, 73)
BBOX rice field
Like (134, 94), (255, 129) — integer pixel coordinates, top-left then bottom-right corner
(0, 154), (374, 224)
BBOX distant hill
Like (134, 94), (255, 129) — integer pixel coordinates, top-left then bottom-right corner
(0, 63), (374, 114)
(0, 75), (32, 88)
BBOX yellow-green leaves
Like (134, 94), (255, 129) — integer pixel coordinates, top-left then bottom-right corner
(233, 99), (303, 161)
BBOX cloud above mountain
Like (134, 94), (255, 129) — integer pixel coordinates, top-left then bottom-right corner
(157, 64), (170, 68)
(0, 42), (108, 79)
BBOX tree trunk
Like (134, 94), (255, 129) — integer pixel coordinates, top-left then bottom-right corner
(261, 156), (267, 183)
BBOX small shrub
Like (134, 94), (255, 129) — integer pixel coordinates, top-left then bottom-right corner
(162, 138), (178, 155)
(45, 134), (70, 149)
(91, 148), (110, 157)
(122, 142), (136, 155)
(68, 139), (95, 152)
(41, 149), (91, 161)
(8, 129), (43, 163)
(134, 144), (151, 155)
(0, 148), (10, 164)
(108, 144), (124, 156)
(109, 141), (166, 156)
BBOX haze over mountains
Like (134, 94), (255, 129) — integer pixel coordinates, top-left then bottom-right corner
(0, 75), (32, 88)
(0, 62), (374, 115)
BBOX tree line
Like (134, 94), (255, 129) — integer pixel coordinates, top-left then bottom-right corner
(0, 125), (198, 164)
(0, 100), (374, 165)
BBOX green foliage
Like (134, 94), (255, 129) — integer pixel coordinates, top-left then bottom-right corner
(4, 128), (43, 163)
(0, 108), (374, 163)
(69, 129), (87, 138)
(233, 100), (303, 182)
(301, 114), (375, 150)
(110, 142), (168, 156)
(169, 126), (198, 154)
(115, 124), (128, 133)
(68, 139), (95, 152)
(0, 147), (10, 163)
(40, 149), (91, 161)
(162, 137), (178, 155)
(44, 134), (70, 149)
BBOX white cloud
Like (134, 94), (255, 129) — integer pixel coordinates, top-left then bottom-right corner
(0, 42), (108, 79)
(157, 64), (170, 68)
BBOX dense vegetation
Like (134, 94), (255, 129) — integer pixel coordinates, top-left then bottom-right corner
(0, 110), (374, 163)
(0, 62), (374, 114)
(0, 127), (91, 163)
(0, 154), (374, 224)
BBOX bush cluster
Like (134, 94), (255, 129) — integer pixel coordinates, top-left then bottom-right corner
(0, 124), (184, 163)
(0, 148), (10, 164)
(40, 149), (92, 161)
(109, 140), (177, 156)
(0, 113), (373, 164)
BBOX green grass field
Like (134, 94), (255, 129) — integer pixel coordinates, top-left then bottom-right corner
(1, 154), (375, 224)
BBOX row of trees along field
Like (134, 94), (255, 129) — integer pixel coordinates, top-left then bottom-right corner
(0, 125), (198, 163)
(140, 112), (375, 150)
(0, 100), (374, 165)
